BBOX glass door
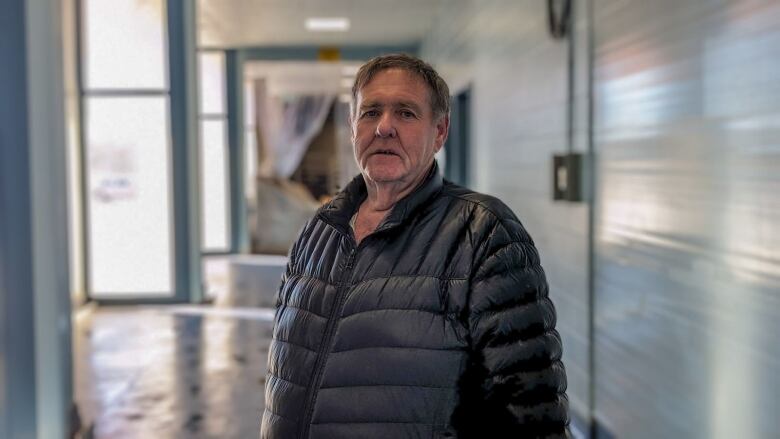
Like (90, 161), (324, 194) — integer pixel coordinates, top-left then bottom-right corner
(81, 0), (175, 298)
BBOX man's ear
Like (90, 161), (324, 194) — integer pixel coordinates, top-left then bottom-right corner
(434, 115), (450, 153)
(348, 112), (356, 141)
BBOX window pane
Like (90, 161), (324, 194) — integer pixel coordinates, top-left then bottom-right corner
(201, 119), (231, 251)
(199, 52), (226, 115)
(244, 79), (255, 123)
(245, 129), (257, 200)
(83, 0), (167, 89)
(86, 97), (174, 295)
(244, 80), (257, 200)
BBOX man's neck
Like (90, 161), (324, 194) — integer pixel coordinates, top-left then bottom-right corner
(361, 164), (431, 216)
(361, 183), (411, 214)
(352, 163), (432, 244)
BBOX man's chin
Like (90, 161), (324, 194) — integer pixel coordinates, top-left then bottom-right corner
(362, 167), (406, 184)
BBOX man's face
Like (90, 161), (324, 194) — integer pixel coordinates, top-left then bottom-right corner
(351, 69), (448, 187)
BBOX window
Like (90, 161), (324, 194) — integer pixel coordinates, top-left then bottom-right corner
(82, 0), (174, 296)
(198, 51), (231, 252)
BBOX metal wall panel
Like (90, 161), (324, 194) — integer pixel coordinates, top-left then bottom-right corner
(421, 0), (593, 421)
(592, 0), (780, 437)
(1, 0), (73, 437)
(0, 3), (38, 435)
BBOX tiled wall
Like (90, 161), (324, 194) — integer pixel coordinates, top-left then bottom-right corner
(421, 0), (593, 422)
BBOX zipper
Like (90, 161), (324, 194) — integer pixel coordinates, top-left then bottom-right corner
(298, 239), (358, 438)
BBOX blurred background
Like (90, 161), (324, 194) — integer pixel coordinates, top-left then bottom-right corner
(1, 0), (778, 438)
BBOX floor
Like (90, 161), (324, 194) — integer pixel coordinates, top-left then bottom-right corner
(73, 257), (276, 438)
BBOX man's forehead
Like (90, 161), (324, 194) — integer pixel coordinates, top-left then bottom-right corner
(356, 69), (431, 105)
(358, 98), (423, 109)
(365, 67), (422, 82)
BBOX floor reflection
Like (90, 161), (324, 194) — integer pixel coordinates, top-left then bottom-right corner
(74, 305), (274, 438)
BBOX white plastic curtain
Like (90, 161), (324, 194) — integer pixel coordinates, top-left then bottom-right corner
(254, 78), (335, 178)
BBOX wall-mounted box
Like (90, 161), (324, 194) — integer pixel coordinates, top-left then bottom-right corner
(552, 152), (583, 202)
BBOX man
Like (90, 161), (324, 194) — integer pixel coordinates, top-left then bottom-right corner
(261, 54), (569, 438)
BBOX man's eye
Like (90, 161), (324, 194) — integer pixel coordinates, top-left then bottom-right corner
(361, 110), (379, 118)
(400, 110), (416, 118)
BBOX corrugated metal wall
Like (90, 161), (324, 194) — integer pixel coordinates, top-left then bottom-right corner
(593, 0), (780, 437)
(422, 0), (780, 437)
(421, 0), (593, 422)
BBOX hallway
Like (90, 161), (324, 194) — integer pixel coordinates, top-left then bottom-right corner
(3, 0), (779, 437)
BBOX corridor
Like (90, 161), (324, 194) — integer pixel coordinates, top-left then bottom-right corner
(2, 0), (778, 438)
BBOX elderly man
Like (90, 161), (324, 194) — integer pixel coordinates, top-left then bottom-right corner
(261, 54), (569, 438)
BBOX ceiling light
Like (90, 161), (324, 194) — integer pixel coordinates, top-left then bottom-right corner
(305, 17), (350, 32)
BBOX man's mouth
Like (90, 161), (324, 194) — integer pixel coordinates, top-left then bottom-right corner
(373, 149), (398, 156)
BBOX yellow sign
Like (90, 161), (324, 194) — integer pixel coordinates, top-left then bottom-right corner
(318, 47), (341, 61)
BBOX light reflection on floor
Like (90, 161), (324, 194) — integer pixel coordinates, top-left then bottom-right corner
(74, 305), (274, 438)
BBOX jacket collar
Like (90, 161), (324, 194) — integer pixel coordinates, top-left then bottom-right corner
(318, 160), (443, 235)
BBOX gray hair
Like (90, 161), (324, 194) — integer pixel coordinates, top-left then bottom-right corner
(351, 53), (450, 119)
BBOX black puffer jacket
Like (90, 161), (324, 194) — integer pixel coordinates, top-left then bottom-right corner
(261, 162), (569, 438)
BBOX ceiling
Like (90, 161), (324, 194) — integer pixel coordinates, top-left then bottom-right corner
(198, 0), (446, 48)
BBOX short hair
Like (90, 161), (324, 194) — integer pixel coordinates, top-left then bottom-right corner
(351, 53), (450, 120)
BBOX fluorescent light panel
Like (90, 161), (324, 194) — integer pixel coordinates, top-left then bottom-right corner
(305, 17), (350, 32)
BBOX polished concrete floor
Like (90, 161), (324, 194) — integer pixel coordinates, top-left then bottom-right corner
(74, 259), (276, 438)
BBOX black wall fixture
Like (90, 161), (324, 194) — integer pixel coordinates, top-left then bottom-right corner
(552, 152), (583, 202)
(547, 0), (572, 40)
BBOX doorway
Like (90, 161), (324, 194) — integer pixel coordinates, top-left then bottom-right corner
(443, 87), (471, 187)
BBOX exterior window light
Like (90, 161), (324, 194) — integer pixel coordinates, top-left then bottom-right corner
(341, 65), (360, 76)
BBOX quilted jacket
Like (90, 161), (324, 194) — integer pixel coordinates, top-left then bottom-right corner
(261, 162), (569, 438)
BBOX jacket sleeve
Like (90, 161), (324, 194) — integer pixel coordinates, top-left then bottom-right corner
(274, 239), (296, 309)
(274, 218), (311, 309)
(458, 217), (569, 438)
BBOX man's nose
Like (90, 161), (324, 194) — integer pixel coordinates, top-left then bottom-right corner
(375, 114), (397, 138)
